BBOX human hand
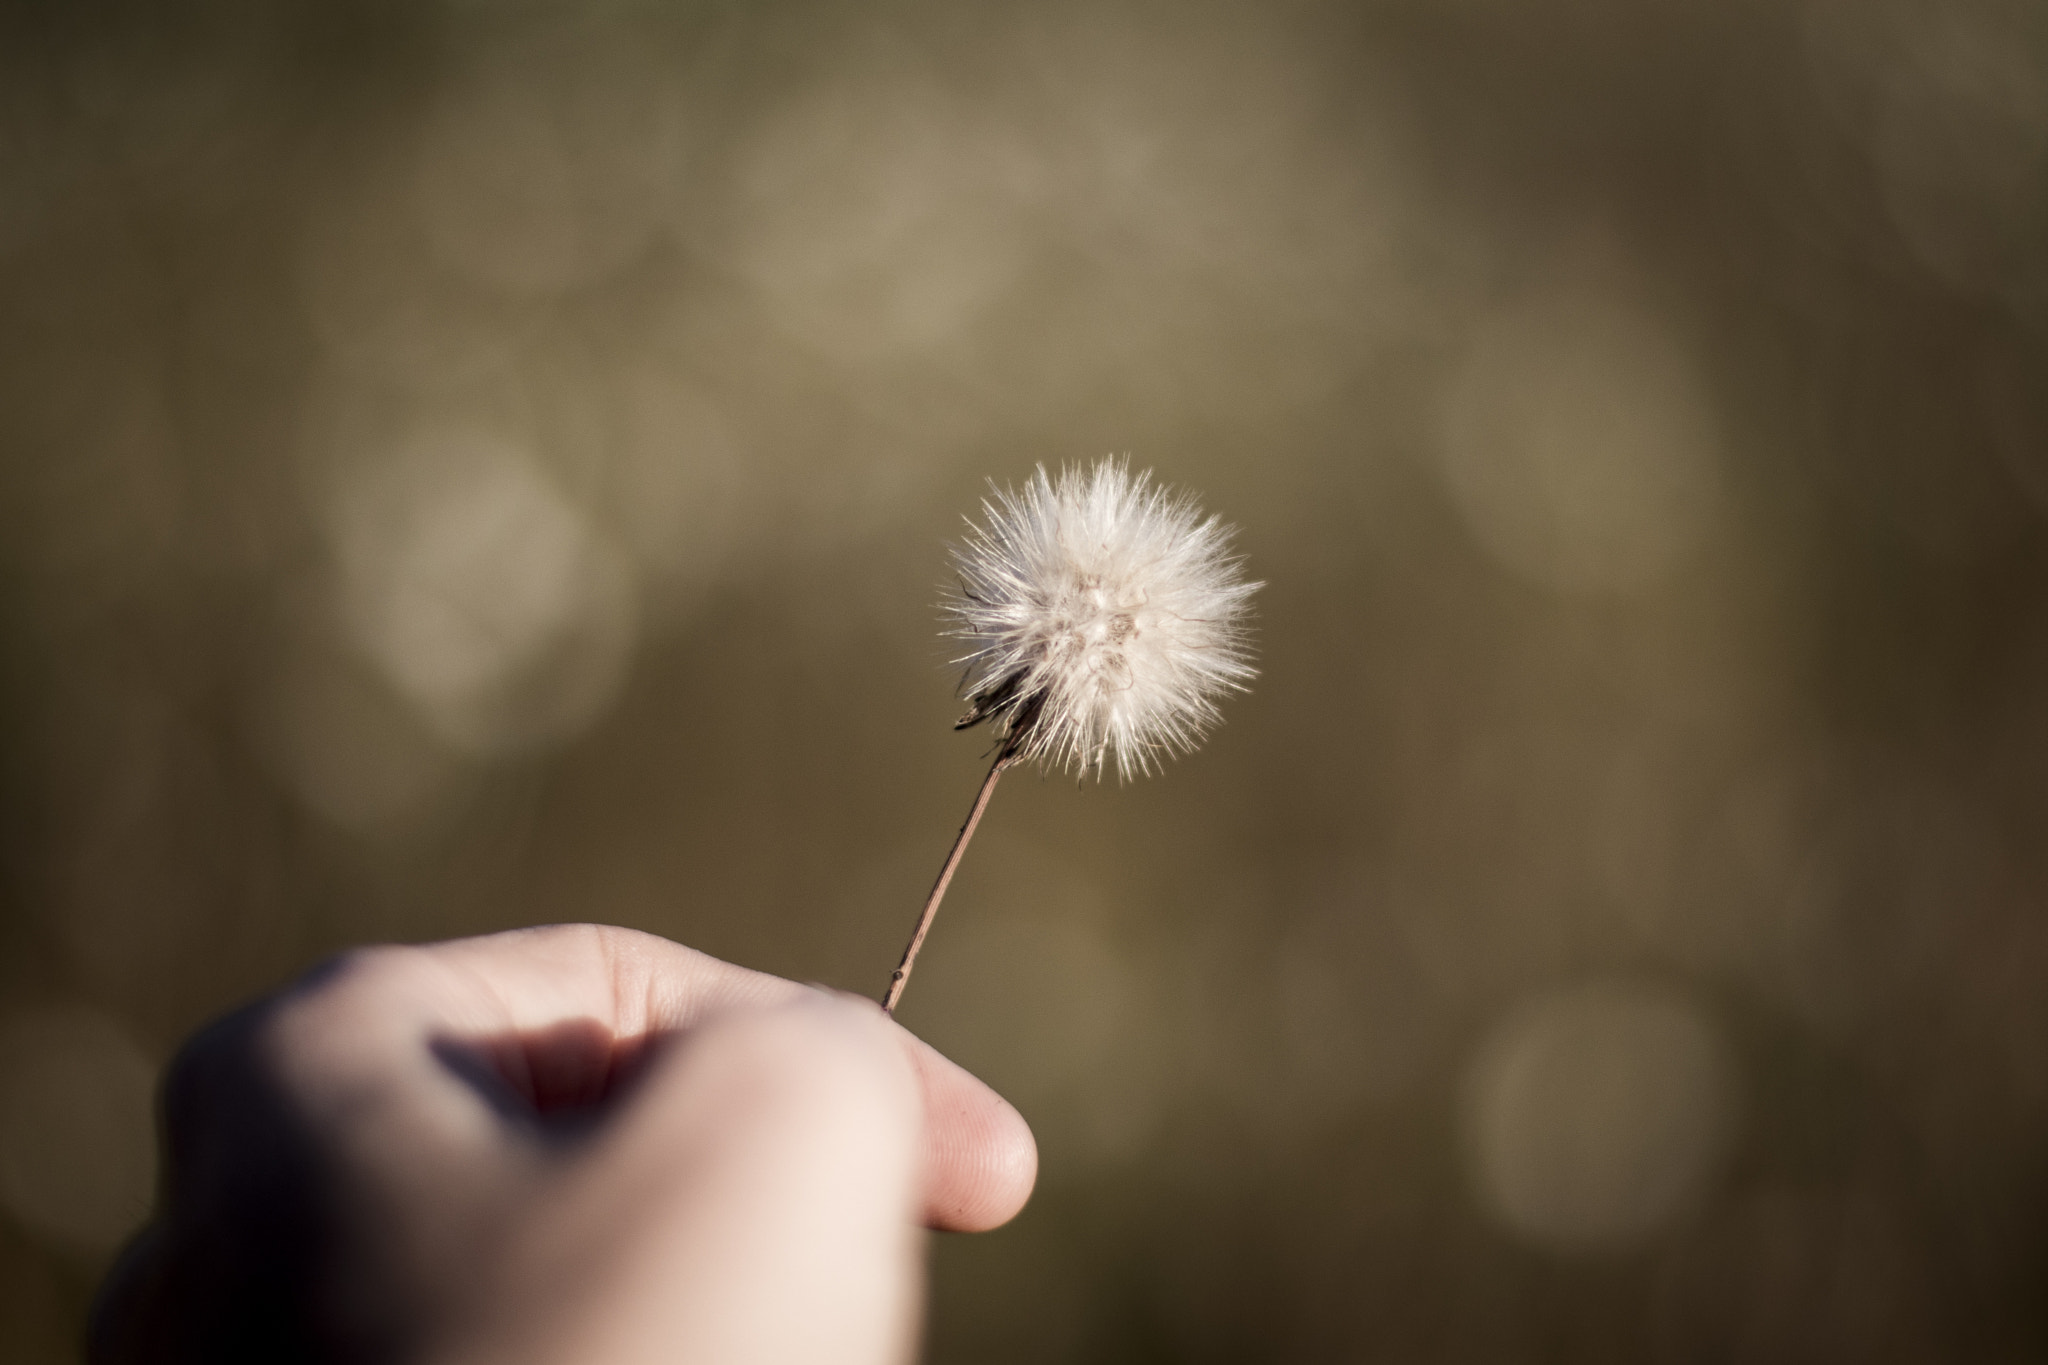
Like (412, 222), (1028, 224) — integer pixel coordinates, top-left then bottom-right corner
(89, 924), (1036, 1365)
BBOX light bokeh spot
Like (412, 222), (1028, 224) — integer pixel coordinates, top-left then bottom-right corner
(262, 650), (469, 834)
(1439, 289), (1722, 595)
(719, 76), (1032, 363)
(299, 171), (542, 389)
(412, 43), (678, 298)
(1462, 980), (1737, 1251)
(325, 427), (638, 757)
(1808, 0), (2048, 297)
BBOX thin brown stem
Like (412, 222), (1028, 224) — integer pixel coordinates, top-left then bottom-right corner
(881, 751), (1012, 1015)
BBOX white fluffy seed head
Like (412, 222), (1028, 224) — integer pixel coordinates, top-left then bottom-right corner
(946, 458), (1259, 780)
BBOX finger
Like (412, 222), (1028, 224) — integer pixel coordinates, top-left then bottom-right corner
(270, 926), (1036, 1228)
(407, 923), (800, 1039)
(238, 928), (793, 1172)
(404, 926), (1037, 1227)
(902, 1036), (1037, 1231)
(442, 993), (926, 1365)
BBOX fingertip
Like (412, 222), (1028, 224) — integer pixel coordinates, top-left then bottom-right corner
(936, 1090), (1038, 1232)
(900, 1038), (1039, 1232)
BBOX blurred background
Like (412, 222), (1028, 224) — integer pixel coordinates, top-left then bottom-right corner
(3, 0), (2047, 1359)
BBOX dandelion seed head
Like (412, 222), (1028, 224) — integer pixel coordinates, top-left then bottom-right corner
(947, 458), (1259, 780)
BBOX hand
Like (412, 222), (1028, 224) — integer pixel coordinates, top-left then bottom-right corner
(89, 924), (1037, 1365)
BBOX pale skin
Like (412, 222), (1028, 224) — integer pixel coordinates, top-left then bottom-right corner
(90, 924), (1039, 1365)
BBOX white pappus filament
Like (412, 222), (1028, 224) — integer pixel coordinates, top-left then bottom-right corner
(947, 458), (1259, 780)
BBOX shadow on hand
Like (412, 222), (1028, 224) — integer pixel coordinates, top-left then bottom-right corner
(428, 1017), (666, 1142)
(90, 992), (356, 1365)
(91, 990), (679, 1365)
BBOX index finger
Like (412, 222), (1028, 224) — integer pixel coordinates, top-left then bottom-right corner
(306, 924), (1039, 1233)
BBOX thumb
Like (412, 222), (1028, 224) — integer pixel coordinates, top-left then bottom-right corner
(441, 992), (927, 1365)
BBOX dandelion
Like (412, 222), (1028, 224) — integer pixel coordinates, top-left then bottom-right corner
(881, 458), (1258, 1014)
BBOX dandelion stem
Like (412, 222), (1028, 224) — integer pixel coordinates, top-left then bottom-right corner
(881, 750), (1012, 1015)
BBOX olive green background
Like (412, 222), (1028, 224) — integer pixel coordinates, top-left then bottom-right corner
(3, 0), (2047, 1360)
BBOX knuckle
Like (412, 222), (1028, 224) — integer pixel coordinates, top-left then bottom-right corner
(156, 1000), (281, 1174)
(158, 1013), (243, 1141)
(158, 944), (418, 1144)
(279, 944), (421, 1022)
